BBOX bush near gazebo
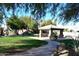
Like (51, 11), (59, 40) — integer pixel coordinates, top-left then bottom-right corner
(57, 39), (79, 55)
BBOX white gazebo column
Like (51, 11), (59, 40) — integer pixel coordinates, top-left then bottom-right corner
(59, 29), (64, 38)
(39, 30), (42, 38)
(48, 29), (52, 39)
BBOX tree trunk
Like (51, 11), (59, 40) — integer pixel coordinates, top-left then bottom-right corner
(6, 29), (9, 36)
(15, 30), (19, 35)
(22, 29), (24, 32)
(1, 28), (4, 36)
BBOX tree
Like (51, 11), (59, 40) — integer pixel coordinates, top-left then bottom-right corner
(62, 4), (79, 23)
(28, 3), (48, 20)
(41, 20), (56, 26)
(7, 16), (26, 35)
(20, 16), (38, 34)
(60, 4), (79, 52)
(0, 12), (3, 25)
(48, 3), (79, 24)
(7, 16), (38, 35)
(20, 16), (38, 30)
(0, 12), (4, 36)
(0, 3), (79, 25)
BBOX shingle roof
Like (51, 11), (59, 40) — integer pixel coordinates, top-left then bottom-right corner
(38, 24), (66, 30)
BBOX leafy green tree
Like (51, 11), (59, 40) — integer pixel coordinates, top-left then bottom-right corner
(7, 16), (26, 35)
(0, 3), (79, 23)
(62, 3), (79, 22)
(41, 20), (56, 26)
(7, 16), (38, 35)
(0, 3), (79, 25)
(64, 29), (69, 32)
(20, 16), (38, 30)
(28, 3), (48, 20)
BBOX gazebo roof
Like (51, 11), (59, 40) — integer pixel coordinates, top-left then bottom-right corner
(38, 24), (67, 30)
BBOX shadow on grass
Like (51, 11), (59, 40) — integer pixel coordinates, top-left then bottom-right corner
(0, 39), (47, 55)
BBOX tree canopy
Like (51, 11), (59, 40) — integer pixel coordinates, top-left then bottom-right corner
(0, 12), (3, 25)
(7, 16), (38, 30)
(41, 20), (56, 26)
(20, 16), (38, 30)
(7, 16), (23, 30)
(0, 3), (79, 25)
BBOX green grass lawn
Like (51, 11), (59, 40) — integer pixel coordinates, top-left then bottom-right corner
(0, 36), (47, 54)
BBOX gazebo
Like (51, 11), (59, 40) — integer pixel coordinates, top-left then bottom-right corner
(38, 25), (66, 39)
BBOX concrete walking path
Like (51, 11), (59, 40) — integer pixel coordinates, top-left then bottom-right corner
(13, 40), (60, 56)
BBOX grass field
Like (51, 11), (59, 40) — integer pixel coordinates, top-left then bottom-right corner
(0, 36), (47, 54)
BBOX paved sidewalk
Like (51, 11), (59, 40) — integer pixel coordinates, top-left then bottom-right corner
(13, 40), (60, 56)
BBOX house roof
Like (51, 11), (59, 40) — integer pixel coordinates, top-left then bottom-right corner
(38, 24), (67, 30)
